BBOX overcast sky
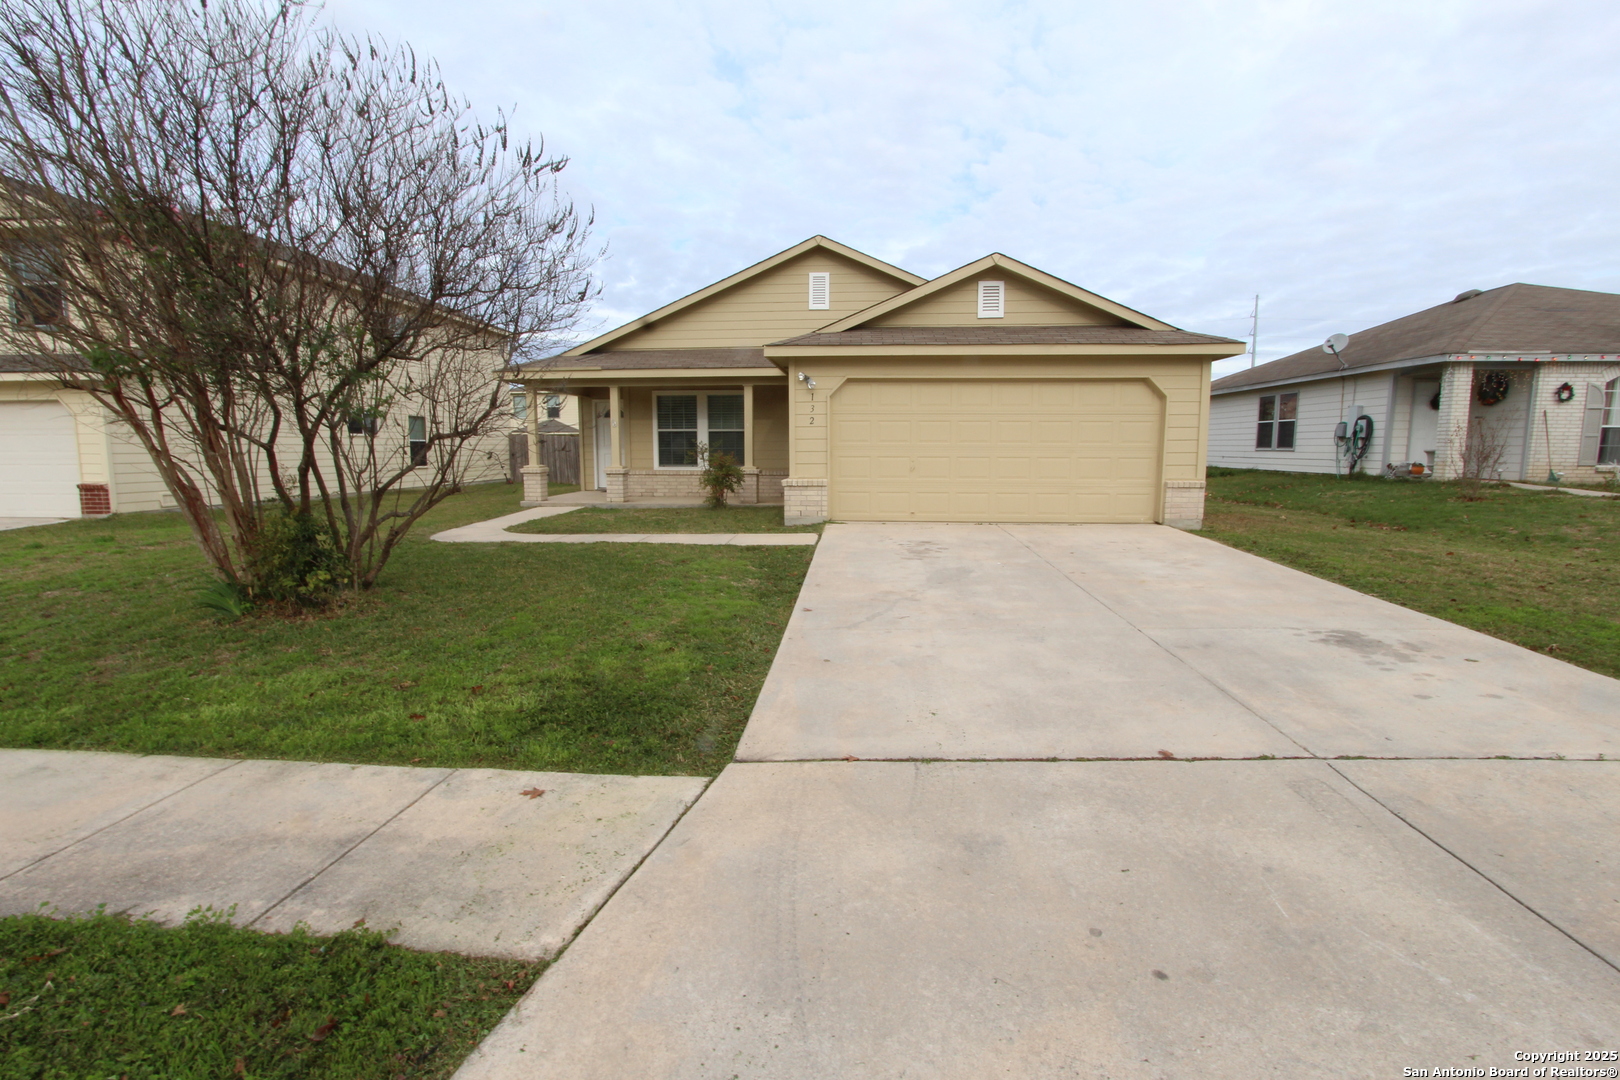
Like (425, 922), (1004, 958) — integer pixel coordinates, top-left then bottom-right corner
(325, 0), (1620, 377)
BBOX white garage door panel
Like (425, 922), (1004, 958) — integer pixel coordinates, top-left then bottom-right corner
(831, 379), (1162, 523)
(0, 401), (82, 517)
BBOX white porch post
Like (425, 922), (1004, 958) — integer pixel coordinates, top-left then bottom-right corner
(519, 382), (549, 506)
(740, 382), (760, 503)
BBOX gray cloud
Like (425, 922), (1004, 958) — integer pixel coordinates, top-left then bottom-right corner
(326, 0), (1620, 374)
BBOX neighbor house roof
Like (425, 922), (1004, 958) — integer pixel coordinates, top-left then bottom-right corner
(518, 347), (771, 372)
(0, 352), (88, 373)
(1211, 283), (1620, 393)
(772, 327), (1239, 348)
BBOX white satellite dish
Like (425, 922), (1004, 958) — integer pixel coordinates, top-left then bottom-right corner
(1322, 333), (1349, 354)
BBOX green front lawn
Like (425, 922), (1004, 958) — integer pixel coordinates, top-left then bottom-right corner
(509, 505), (820, 534)
(0, 908), (534, 1080)
(0, 482), (811, 775)
(1200, 469), (1620, 679)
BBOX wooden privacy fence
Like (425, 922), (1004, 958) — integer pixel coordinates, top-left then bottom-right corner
(509, 432), (580, 486)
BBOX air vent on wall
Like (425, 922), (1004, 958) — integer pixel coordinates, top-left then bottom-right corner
(808, 272), (830, 310)
(978, 280), (1005, 318)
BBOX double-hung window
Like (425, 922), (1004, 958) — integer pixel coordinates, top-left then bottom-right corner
(8, 242), (63, 328)
(407, 415), (428, 468)
(1600, 378), (1620, 465)
(656, 393), (746, 467)
(1256, 393), (1298, 450)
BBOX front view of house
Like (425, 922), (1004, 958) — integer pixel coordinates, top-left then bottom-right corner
(512, 238), (1243, 528)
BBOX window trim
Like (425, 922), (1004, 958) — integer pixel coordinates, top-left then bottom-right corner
(407, 415), (428, 468)
(1600, 378), (1620, 465)
(1255, 392), (1298, 451)
(807, 272), (830, 310)
(8, 241), (64, 329)
(651, 391), (746, 470)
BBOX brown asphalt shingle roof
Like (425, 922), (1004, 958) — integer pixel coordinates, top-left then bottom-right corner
(517, 347), (772, 372)
(771, 327), (1241, 347)
(1211, 283), (1620, 393)
(0, 352), (88, 373)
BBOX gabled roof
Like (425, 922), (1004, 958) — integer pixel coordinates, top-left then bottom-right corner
(1211, 283), (1620, 393)
(772, 327), (1237, 348)
(562, 236), (925, 356)
(816, 253), (1177, 333)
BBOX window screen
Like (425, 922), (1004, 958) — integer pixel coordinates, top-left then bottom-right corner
(658, 395), (699, 467)
(1601, 379), (1620, 465)
(707, 394), (745, 463)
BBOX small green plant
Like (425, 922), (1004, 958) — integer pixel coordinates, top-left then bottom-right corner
(196, 578), (253, 620)
(695, 445), (744, 509)
(245, 508), (352, 605)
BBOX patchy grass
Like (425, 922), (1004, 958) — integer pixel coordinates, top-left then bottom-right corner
(0, 482), (811, 775)
(509, 505), (819, 534)
(1200, 469), (1620, 679)
(0, 907), (534, 1080)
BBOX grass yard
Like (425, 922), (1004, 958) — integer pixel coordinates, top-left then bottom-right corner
(1200, 469), (1620, 679)
(0, 908), (534, 1080)
(0, 481), (812, 775)
(508, 504), (820, 534)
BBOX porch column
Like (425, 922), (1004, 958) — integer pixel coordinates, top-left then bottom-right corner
(739, 382), (760, 503)
(1434, 362), (1474, 481)
(519, 383), (548, 506)
(609, 384), (623, 467)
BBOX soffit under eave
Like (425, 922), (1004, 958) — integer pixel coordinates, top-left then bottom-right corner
(762, 342), (1246, 361)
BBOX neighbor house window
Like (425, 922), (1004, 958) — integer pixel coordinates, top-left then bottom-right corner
(512, 392), (528, 421)
(8, 242), (63, 328)
(1256, 393), (1298, 450)
(1601, 378), (1620, 465)
(543, 393), (563, 420)
(407, 415), (428, 467)
(346, 413), (380, 436)
(655, 393), (745, 467)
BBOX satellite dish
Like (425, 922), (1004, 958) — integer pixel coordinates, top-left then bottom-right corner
(1322, 333), (1350, 354)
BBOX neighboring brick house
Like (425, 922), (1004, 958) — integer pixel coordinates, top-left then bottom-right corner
(1209, 284), (1620, 483)
(513, 236), (1243, 527)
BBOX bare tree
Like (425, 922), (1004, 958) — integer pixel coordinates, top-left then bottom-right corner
(1452, 418), (1509, 501)
(0, 0), (595, 595)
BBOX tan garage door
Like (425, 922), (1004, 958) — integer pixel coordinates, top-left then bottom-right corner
(830, 379), (1162, 523)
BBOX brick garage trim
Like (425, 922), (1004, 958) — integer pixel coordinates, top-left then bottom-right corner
(77, 483), (111, 517)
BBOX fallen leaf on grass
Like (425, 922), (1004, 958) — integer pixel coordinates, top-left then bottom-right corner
(23, 947), (68, 964)
(432, 1008), (447, 1018)
(408, 713), (425, 721)
(0, 991), (7, 1006)
(470, 685), (485, 695)
(234, 1058), (246, 1076)
(396, 681), (417, 690)
(170, 1003), (187, 1016)
(520, 788), (546, 799)
(308, 1015), (338, 1042)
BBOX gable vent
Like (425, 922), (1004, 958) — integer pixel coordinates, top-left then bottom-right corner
(808, 272), (830, 310)
(977, 280), (1005, 319)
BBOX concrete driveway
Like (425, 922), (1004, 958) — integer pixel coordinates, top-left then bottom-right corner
(451, 523), (1620, 1077)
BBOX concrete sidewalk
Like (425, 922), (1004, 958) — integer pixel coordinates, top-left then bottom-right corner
(0, 750), (706, 960)
(431, 505), (818, 546)
(457, 523), (1620, 1078)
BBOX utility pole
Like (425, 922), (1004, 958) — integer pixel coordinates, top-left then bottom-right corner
(1249, 294), (1259, 368)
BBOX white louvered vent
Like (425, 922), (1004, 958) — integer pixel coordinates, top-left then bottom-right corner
(808, 272), (831, 310)
(977, 280), (1005, 318)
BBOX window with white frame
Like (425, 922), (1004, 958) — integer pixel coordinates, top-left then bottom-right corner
(512, 391), (528, 420)
(407, 415), (428, 467)
(1256, 393), (1298, 449)
(655, 393), (745, 467)
(1601, 378), (1620, 465)
(8, 242), (63, 328)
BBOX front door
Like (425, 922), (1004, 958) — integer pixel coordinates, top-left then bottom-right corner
(1408, 379), (1440, 467)
(593, 401), (611, 489)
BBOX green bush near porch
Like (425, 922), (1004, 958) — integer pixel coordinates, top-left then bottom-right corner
(0, 482), (810, 776)
(1200, 469), (1620, 680)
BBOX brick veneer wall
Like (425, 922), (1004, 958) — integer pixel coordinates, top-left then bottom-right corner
(620, 469), (789, 502)
(783, 477), (828, 525)
(1162, 480), (1205, 530)
(77, 483), (112, 517)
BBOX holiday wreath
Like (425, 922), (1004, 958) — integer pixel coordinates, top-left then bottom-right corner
(1476, 371), (1511, 406)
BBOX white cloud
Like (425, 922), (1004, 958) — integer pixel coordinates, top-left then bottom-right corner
(325, 0), (1620, 373)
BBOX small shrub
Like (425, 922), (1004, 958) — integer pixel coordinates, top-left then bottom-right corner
(697, 446), (744, 509)
(195, 578), (253, 620)
(245, 508), (352, 605)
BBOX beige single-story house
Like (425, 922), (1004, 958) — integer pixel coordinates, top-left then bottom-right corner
(1209, 284), (1620, 483)
(512, 237), (1244, 527)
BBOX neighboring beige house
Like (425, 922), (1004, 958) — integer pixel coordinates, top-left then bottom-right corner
(1209, 284), (1620, 483)
(512, 236), (1243, 527)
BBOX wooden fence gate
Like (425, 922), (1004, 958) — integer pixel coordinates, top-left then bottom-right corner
(509, 432), (580, 486)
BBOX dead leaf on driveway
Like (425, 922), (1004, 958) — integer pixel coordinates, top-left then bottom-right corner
(520, 788), (546, 799)
(1157, 750), (1175, 760)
